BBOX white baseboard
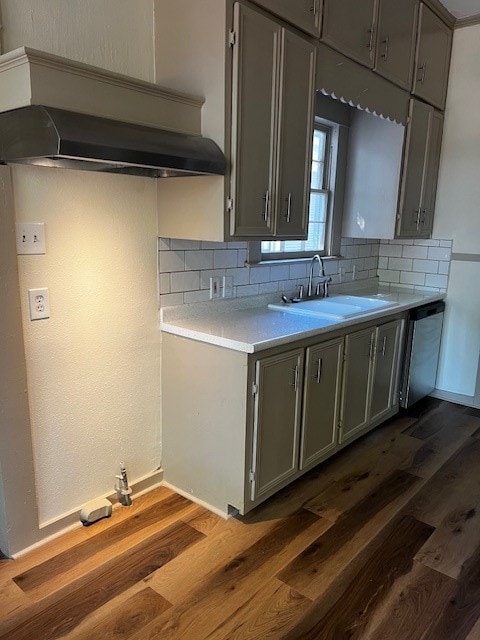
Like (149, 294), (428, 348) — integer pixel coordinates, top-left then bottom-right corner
(12, 468), (164, 559)
(161, 480), (229, 519)
(430, 388), (480, 409)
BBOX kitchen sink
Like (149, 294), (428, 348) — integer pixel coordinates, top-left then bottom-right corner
(268, 294), (399, 319)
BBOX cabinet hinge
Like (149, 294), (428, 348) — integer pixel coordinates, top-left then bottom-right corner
(337, 420), (343, 430)
(227, 197), (234, 212)
(229, 30), (236, 47)
(249, 470), (255, 483)
(252, 382), (258, 396)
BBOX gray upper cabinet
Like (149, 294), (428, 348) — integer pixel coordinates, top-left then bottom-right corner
(252, 0), (322, 37)
(413, 3), (452, 109)
(322, 0), (377, 68)
(397, 99), (442, 238)
(230, 2), (315, 238)
(374, 0), (418, 90)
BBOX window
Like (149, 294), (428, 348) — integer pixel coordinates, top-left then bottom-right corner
(261, 117), (344, 261)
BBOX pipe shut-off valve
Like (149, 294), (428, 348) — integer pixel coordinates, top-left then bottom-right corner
(115, 461), (132, 506)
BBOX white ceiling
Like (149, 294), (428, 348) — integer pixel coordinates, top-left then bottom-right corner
(439, 0), (480, 18)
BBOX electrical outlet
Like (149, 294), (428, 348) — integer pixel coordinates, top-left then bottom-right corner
(209, 276), (222, 300)
(28, 288), (50, 320)
(16, 223), (46, 255)
(222, 275), (234, 298)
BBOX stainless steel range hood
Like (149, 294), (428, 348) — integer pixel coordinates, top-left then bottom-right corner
(0, 105), (227, 177)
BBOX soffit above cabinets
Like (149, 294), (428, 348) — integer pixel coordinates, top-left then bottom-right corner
(316, 43), (410, 126)
(0, 47), (203, 136)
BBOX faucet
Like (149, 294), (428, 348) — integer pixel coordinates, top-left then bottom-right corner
(307, 254), (324, 297)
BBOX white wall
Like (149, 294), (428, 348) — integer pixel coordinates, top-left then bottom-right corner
(0, 0), (155, 81)
(433, 24), (480, 400)
(14, 167), (160, 525)
(0, 1), (161, 530)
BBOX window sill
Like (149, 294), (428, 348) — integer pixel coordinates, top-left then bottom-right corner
(246, 255), (342, 267)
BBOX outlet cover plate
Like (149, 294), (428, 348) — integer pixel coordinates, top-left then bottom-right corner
(28, 288), (50, 320)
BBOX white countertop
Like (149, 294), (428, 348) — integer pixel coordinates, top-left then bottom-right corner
(160, 287), (445, 353)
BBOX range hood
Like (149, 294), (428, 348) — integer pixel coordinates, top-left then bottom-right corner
(0, 105), (227, 178)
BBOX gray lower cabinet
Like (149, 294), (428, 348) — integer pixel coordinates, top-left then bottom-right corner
(300, 337), (344, 471)
(413, 3), (452, 110)
(370, 320), (402, 423)
(397, 99), (443, 238)
(252, 0), (322, 37)
(250, 349), (304, 501)
(339, 319), (402, 444)
(339, 327), (376, 444)
(162, 316), (404, 517)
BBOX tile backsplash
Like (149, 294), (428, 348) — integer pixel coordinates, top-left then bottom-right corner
(377, 238), (452, 293)
(158, 238), (380, 307)
(158, 236), (452, 307)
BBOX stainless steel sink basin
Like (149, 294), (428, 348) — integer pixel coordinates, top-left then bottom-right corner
(268, 294), (399, 319)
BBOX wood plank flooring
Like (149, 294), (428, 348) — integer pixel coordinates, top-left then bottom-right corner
(1, 399), (480, 639)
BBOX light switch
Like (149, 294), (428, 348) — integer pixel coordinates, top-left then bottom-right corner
(16, 223), (46, 255)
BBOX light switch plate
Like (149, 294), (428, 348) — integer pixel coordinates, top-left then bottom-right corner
(16, 223), (46, 255)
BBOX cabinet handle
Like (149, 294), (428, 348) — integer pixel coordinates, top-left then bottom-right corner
(417, 63), (427, 84)
(314, 358), (323, 384)
(310, 0), (318, 15)
(366, 26), (375, 51)
(368, 336), (374, 361)
(381, 36), (389, 61)
(415, 208), (421, 231)
(381, 336), (387, 357)
(262, 190), (270, 224)
(290, 364), (299, 391)
(285, 193), (292, 223)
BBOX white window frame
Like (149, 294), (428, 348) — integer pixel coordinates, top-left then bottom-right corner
(249, 113), (348, 265)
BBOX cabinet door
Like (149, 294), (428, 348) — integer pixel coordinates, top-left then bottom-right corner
(250, 349), (303, 501)
(370, 321), (401, 423)
(253, 0), (322, 37)
(375, 0), (418, 90)
(300, 338), (343, 470)
(413, 3), (452, 109)
(339, 327), (375, 444)
(230, 3), (279, 237)
(322, 0), (377, 68)
(397, 99), (432, 238)
(421, 110), (444, 236)
(275, 29), (315, 239)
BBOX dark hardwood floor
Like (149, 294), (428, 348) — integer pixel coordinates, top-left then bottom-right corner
(2, 398), (480, 639)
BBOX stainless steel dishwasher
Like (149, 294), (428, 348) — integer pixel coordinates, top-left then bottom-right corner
(400, 300), (445, 409)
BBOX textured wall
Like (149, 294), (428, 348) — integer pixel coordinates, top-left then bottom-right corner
(14, 166), (160, 524)
(0, 0), (155, 81)
(433, 24), (480, 398)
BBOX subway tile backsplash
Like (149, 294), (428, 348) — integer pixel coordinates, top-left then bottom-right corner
(157, 236), (452, 307)
(377, 239), (452, 294)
